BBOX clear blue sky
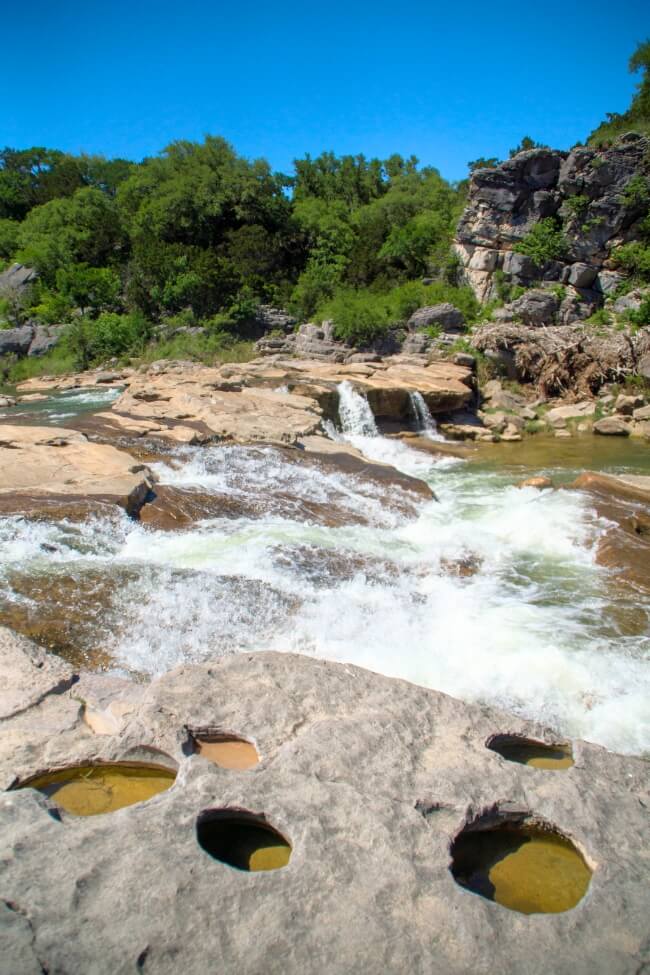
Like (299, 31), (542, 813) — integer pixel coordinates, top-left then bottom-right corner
(2, 0), (647, 182)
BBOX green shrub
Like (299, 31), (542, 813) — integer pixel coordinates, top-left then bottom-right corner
(585, 308), (612, 328)
(612, 242), (650, 282)
(318, 281), (480, 346)
(563, 195), (590, 219)
(625, 293), (650, 326)
(514, 218), (568, 266)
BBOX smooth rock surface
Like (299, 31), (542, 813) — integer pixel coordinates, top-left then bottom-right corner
(0, 647), (649, 975)
(0, 425), (154, 514)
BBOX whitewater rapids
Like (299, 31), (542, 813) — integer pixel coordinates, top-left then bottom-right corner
(0, 382), (648, 756)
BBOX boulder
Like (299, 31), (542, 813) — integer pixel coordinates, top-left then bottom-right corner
(614, 393), (644, 415)
(0, 325), (34, 356)
(567, 263), (597, 288)
(494, 289), (561, 327)
(633, 404), (650, 420)
(407, 303), (465, 332)
(27, 324), (64, 357)
(593, 416), (630, 436)
(545, 402), (596, 423)
(0, 262), (37, 293)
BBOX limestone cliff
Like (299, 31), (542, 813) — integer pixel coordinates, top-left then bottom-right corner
(454, 132), (649, 302)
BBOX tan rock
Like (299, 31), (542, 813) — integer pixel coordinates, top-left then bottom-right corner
(0, 425), (154, 515)
(516, 476), (554, 490)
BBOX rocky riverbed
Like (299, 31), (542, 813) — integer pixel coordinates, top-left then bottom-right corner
(0, 354), (649, 974)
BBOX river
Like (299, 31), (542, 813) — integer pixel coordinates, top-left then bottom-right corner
(0, 383), (649, 756)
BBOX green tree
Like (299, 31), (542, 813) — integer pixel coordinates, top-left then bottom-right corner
(509, 136), (548, 157)
(56, 264), (121, 317)
(16, 187), (126, 282)
(589, 40), (650, 143)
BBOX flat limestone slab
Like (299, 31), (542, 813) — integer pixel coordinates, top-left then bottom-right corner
(0, 647), (648, 975)
(0, 425), (153, 513)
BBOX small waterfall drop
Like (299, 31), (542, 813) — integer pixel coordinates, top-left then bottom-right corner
(409, 391), (444, 441)
(337, 381), (378, 437)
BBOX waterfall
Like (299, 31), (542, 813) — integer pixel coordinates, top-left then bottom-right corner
(409, 391), (444, 441)
(337, 381), (378, 437)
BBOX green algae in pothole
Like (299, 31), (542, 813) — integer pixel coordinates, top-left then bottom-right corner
(18, 762), (176, 816)
(450, 823), (591, 914)
(488, 736), (574, 769)
(197, 814), (291, 871)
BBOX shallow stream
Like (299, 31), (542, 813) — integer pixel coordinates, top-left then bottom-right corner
(1, 384), (649, 756)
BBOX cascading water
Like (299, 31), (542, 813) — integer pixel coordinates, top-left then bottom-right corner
(336, 381), (378, 437)
(409, 391), (444, 441)
(1, 399), (649, 757)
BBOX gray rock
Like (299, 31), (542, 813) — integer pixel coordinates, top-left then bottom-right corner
(27, 324), (64, 357)
(614, 393), (644, 415)
(567, 263), (597, 288)
(452, 352), (476, 368)
(401, 332), (432, 354)
(594, 416), (631, 436)
(495, 289), (561, 327)
(0, 627), (76, 720)
(454, 136), (650, 302)
(639, 354), (650, 381)
(0, 647), (648, 975)
(0, 325), (34, 356)
(632, 404), (650, 421)
(0, 262), (38, 293)
(407, 303), (465, 332)
(612, 290), (646, 315)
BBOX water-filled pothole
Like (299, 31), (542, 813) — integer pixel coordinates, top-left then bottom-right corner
(16, 761), (176, 816)
(450, 818), (591, 914)
(487, 734), (574, 769)
(191, 733), (260, 770)
(196, 810), (291, 871)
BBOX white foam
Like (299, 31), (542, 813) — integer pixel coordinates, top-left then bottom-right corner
(2, 432), (649, 756)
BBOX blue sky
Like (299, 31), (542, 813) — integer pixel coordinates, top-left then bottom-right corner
(1, 0), (647, 181)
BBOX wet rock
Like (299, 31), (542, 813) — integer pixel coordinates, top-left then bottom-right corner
(0, 648), (649, 974)
(516, 476), (553, 489)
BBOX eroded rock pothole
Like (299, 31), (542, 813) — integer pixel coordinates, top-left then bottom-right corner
(450, 816), (592, 914)
(190, 732), (260, 769)
(196, 810), (291, 871)
(14, 761), (177, 816)
(487, 734), (574, 769)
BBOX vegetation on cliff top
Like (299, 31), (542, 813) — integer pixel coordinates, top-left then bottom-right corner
(0, 42), (649, 374)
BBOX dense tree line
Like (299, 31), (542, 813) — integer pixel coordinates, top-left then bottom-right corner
(0, 137), (470, 362)
(1, 42), (648, 373)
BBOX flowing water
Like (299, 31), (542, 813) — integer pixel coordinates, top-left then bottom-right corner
(1, 383), (649, 756)
(409, 390), (444, 441)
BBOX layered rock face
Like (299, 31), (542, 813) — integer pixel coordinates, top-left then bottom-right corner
(1, 639), (649, 974)
(454, 133), (649, 302)
(15, 355), (474, 446)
